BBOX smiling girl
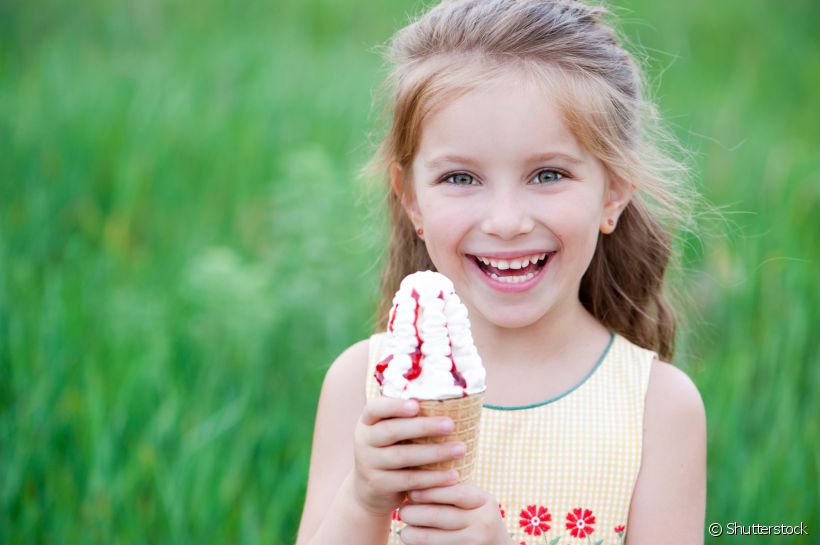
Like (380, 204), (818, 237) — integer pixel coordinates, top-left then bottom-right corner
(297, 1), (706, 544)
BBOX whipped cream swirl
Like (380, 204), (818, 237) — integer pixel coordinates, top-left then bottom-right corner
(376, 271), (486, 400)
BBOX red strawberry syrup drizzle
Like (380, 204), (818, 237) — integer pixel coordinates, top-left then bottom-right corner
(375, 354), (392, 387)
(387, 302), (398, 333)
(450, 350), (467, 392)
(441, 291), (468, 395)
(375, 288), (468, 395)
(402, 290), (423, 382)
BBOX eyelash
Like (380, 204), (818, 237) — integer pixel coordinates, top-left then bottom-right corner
(440, 168), (570, 186)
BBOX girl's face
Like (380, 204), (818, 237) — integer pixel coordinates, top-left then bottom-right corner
(393, 75), (631, 330)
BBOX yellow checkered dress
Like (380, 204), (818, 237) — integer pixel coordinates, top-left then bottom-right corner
(365, 331), (655, 544)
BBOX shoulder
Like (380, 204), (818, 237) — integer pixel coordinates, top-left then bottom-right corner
(626, 358), (706, 543)
(322, 337), (371, 395)
(645, 358), (706, 433)
(312, 337), (371, 454)
(311, 337), (373, 457)
(314, 337), (371, 442)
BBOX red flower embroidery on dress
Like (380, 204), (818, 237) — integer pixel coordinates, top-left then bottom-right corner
(499, 503), (506, 518)
(519, 505), (551, 536)
(565, 508), (595, 538)
(614, 524), (625, 534)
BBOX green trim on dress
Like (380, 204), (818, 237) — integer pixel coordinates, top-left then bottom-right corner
(483, 331), (616, 411)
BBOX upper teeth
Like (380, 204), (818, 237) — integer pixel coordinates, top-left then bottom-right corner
(475, 253), (547, 270)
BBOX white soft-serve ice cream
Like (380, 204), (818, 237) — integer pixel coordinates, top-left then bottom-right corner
(375, 271), (486, 400)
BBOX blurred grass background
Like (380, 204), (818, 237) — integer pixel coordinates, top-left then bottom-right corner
(0, 0), (817, 543)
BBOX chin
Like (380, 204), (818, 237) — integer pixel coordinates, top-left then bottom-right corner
(482, 307), (545, 330)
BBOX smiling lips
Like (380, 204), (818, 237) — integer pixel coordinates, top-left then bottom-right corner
(468, 251), (553, 284)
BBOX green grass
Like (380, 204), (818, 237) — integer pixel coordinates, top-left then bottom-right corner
(1, 0), (817, 543)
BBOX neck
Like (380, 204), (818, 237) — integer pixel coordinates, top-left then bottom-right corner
(467, 296), (609, 371)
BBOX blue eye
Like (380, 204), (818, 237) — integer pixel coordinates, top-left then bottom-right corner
(444, 173), (476, 185)
(534, 169), (564, 184)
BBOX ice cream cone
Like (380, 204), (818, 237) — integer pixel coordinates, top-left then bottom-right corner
(376, 271), (487, 483)
(411, 392), (484, 482)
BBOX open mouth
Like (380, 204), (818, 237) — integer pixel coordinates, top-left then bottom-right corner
(468, 252), (554, 284)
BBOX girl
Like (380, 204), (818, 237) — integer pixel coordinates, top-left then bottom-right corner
(297, 1), (706, 544)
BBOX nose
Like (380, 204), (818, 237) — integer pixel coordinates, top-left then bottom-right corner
(480, 186), (535, 239)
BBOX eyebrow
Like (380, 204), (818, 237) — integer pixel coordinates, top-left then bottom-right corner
(424, 151), (585, 169)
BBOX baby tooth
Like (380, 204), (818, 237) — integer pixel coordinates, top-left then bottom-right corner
(496, 260), (509, 270)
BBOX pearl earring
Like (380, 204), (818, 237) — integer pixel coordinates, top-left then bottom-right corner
(416, 227), (424, 236)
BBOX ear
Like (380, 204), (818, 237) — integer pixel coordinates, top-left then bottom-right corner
(390, 162), (423, 230)
(600, 173), (635, 235)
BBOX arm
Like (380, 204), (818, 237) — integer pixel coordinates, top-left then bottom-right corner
(295, 340), (391, 545)
(295, 340), (460, 545)
(626, 358), (707, 545)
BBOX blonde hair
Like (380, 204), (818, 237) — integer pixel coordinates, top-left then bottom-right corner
(361, 0), (695, 361)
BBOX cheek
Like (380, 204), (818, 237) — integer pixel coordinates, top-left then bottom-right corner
(419, 195), (473, 235)
(417, 199), (473, 268)
(542, 203), (601, 240)
(424, 213), (463, 255)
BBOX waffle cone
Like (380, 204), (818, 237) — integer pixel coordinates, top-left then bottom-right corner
(410, 392), (484, 482)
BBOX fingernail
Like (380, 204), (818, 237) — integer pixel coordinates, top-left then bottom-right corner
(452, 443), (466, 457)
(440, 419), (454, 432)
(448, 470), (460, 482)
(405, 400), (417, 413)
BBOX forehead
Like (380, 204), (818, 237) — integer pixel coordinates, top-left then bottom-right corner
(414, 73), (593, 167)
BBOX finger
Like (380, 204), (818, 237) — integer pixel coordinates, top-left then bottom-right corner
(399, 504), (467, 531)
(408, 484), (486, 509)
(376, 441), (466, 469)
(376, 468), (459, 493)
(368, 416), (455, 447)
(399, 525), (468, 545)
(361, 397), (418, 426)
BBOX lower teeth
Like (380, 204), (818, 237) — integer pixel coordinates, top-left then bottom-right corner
(489, 269), (538, 283)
